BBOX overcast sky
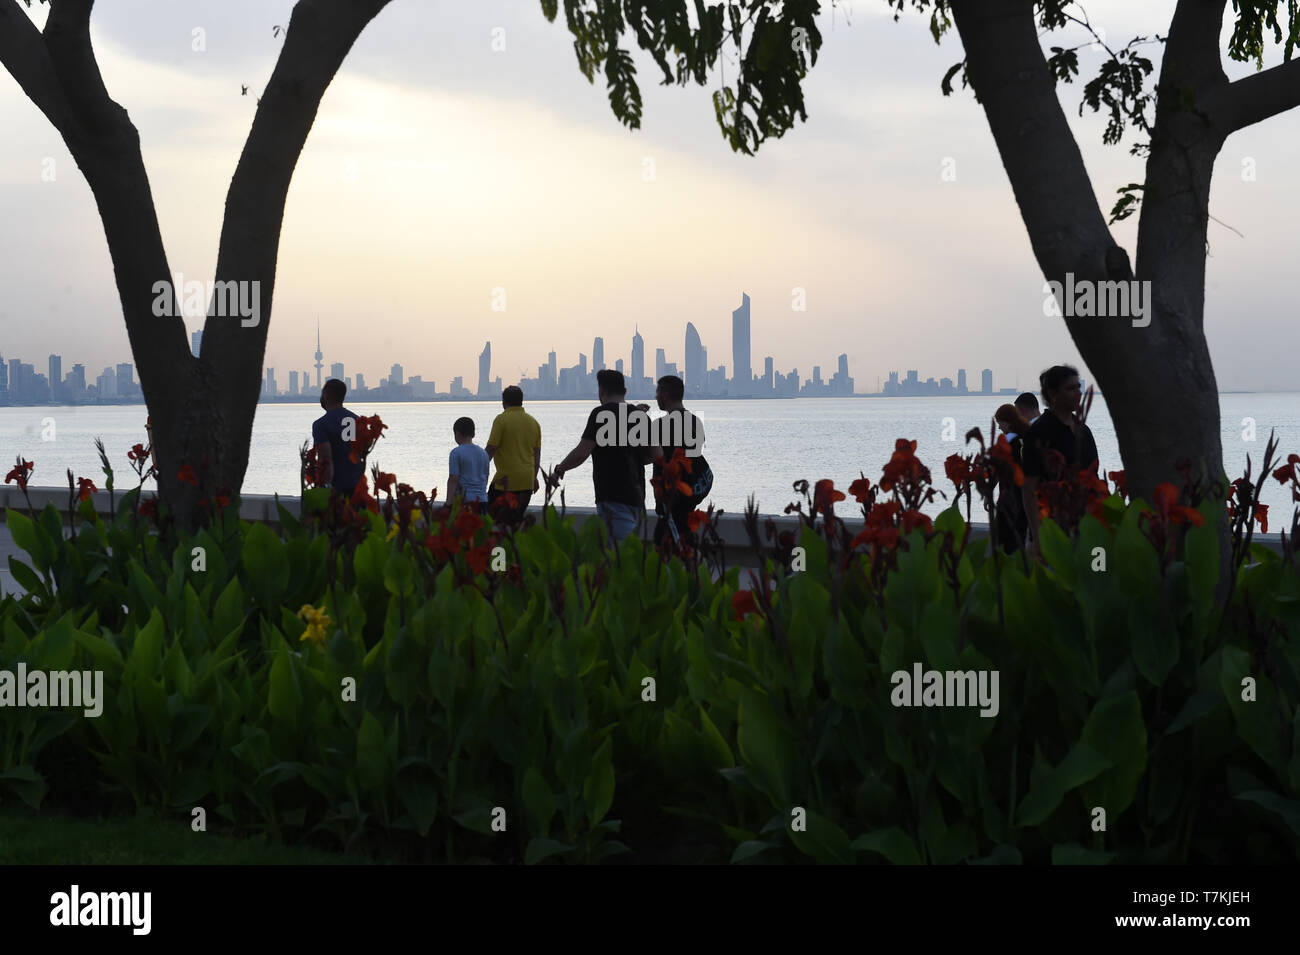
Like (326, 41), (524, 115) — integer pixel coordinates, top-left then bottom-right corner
(1, 0), (1297, 393)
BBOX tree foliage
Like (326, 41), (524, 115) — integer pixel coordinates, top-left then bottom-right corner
(543, 0), (824, 154)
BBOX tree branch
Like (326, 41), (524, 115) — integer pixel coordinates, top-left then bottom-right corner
(0, 0), (74, 131)
(198, 0), (391, 483)
(43, 0), (118, 133)
(1217, 56), (1300, 133)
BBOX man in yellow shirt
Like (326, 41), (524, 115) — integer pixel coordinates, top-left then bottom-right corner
(485, 385), (542, 521)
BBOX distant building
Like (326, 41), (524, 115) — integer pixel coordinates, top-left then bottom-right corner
(957, 369), (967, 393)
(330, 362), (345, 382)
(477, 342), (491, 397)
(732, 292), (751, 396)
(48, 355), (62, 401)
(685, 323), (705, 397)
(265, 368), (277, 396)
(314, 322), (324, 389)
(67, 363), (86, 400)
(355, 372), (365, 392)
(97, 366), (117, 398)
(116, 363), (134, 398)
(631, 328), (646, 396)
(592, 337), (604, 372)
(389, 363), (403, 388)
(191, 330), (202, 358)
(289, 370), (299, 396)
(981, 368), (993, 394)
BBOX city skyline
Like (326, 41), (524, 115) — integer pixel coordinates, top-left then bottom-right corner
(2, 291), (1040, 405)
(3, 3), (1297, 397)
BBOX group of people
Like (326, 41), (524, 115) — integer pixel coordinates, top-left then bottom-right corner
(991, 364), (1100, 556)
(309, 370), (713, 547)
(310, 362), (1099, 558)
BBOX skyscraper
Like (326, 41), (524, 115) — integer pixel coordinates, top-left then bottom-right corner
(655, 348), (666, 381)
(547, 350), (557, 391)
(390, 363), (404, 387)
(265, 368), (277, 396)
(48, 355), (61, 401)
(957, 369), (967, 393)
(67, 364), (85, 398)
(732, 292), (751, 396)
(631, 327), (644, 394)
(764, 356), (774, 391)
(593, 337), (604, 372)
(289, 370), (299, 396)
(684, 323), (704, 396)
(331, 362), (345, 381)
(477, 342), (491, 397)
(191, 330), (202, 358)
(116, 363), (134, 397)
(981, 368), (993, 394)
(314, 320), (324, 389)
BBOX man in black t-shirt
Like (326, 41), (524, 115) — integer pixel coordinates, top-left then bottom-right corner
(311, 378), (364, 495)
(552, 369), (650, 541)
(649, 375), (712, 548)
(1021, 364), (1100, 556)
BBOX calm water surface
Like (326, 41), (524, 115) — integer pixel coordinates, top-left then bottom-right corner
(3, 395), (1298, 517)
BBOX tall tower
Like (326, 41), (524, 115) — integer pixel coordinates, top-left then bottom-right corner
(631, 327), (644, 394)
(593, 337), (604, 372)
(314, 319), (324, 389)
(957, 368), (967, 393)
(685, 322), (703, 396)
(477, 342), (491, 397)
(732, 292), (751, 396)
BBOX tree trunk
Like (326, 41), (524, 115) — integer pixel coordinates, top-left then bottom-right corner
(950, 0), (1230, 565)
(2, 0), (390, 530)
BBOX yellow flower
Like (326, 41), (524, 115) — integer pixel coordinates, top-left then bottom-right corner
(297, 604), (333, 645)
(386, 522), (400, 542)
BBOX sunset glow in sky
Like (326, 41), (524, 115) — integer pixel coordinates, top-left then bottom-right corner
(2, 0), (1297, 393)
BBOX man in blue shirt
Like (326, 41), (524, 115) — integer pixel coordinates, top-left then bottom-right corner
(311, 378), (364, 495)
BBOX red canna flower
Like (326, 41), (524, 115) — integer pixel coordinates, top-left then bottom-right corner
(687, 510), (708, 534)
(127, 443), (147, 463)
(813, 479), (846, 515)
(944, 454), (970, 490)
(900, 509), (932, 534)
(138, 497), (157, 518)
(215, 494), (231, 510)
(1254, 503), (1269, 534)
(1108, 469), (1127, 500)
(1152, 482), (1204, 527)
(989, 436), (1025, 487)
(848, 476), (874, 504)
(76, 477), (97, 502)
(454, 508), (484, 541)
(349, 415), (389, 464)
(731, 590), (758, 621)
(177, 464), (198, 485)
(374, 471), (396, 496)
(5, 459), (34, 492)
(466, 544), (492, 575)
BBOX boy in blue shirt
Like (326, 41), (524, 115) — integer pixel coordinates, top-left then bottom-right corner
(446, 416), (490, 512)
